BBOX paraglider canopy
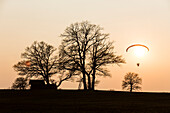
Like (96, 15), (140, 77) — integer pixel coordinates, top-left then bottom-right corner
(126, 44), (149, 52)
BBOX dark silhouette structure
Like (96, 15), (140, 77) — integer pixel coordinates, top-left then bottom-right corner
(29, 80), (45, 89)
(29, 80), (57, 90)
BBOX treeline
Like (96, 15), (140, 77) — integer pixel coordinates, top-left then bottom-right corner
(13, 21), (143, 91)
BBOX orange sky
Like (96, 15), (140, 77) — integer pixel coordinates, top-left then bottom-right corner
(0, 0), (170, 92)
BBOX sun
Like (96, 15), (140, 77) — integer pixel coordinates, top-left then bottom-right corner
(133, 46), (147, 58)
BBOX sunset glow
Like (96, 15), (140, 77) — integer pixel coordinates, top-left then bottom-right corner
(0, 0), (170, 92)
(133, 46), (148, 58)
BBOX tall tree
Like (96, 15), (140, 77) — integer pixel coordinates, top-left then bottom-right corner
(59, 21), (125, 90)
(122, 72), (142, 92)
(13, 41), (58, 86)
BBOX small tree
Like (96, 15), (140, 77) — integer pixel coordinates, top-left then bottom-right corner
(122, 72), (142, 92)
(12, 77), (29, 90)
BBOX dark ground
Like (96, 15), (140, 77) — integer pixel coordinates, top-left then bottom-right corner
(0, 90), (170, 113)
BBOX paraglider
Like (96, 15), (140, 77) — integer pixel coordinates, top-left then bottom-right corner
(126, 44), (149, 67)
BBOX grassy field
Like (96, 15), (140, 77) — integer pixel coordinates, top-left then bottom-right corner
(0, 90), (170, 113)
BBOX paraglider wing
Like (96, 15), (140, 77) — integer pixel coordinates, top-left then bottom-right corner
(126, 44), (149, 52)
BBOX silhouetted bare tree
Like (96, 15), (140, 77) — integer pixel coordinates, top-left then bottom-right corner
(13, 41), (58, 85)
(59, 21), (125, 90)
(12, 77), (29, 90)
(122, 72), (142, 92)
(13, 41), (79, 89)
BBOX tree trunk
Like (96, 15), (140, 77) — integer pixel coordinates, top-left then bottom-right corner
(87, 74), (91, 90)
(78, 80), (82, 90)
(92, 76), (95, 90)
(91, 69), (96, 90)
(130, 84), (132, 92)
(91, 40), (97, 91)
(46, 75), (50, 86)
(82, 51), (87, 90)
(82, 69), (87, 90)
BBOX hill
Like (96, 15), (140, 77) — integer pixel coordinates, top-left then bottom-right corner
(0, 90), (170, 113)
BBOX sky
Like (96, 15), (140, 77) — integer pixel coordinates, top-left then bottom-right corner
(0, 0), (170, 92)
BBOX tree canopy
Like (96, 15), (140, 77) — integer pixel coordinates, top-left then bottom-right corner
(12, 77), (29, 90)
(122, 72), (142, 92)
